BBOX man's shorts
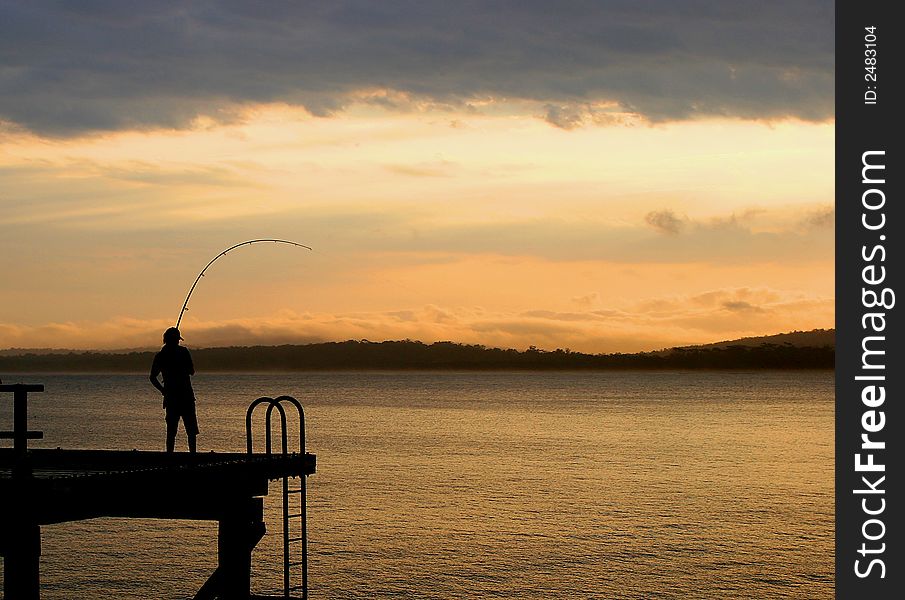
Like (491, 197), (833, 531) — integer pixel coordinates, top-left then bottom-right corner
(165, 399), (199, 436)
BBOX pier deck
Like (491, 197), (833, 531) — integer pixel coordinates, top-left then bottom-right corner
(0, 448), (315, 525)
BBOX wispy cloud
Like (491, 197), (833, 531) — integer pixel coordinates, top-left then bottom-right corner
(570, 292), (602, 308)
(369, 209), (833, 264)
(383, 160), (458, 178)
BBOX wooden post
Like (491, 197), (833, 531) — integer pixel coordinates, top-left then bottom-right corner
(13, 388), (28, 457)
(0, 384), (45, 475)
(1, 384), (45, 598)
(2, 523), (41, 600)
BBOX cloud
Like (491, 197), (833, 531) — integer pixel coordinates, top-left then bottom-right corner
(0, 1), (834, 136)
(571, 292), (601, 307)
(626, 286), (833, 336)
(636, 287), (783, 313)
(0, 153), (834, 266)
(383, 160), (458, 178)
(542, 103), (637, 129)
(100, 161), (265, 189)
(543, 105), (585, 130)
(372, 208), (833, 264)
(800, 206), (834, 229)
(0, 159), (273, 228)
(645, 209), (686, 234)
(721, 300), (765, 313)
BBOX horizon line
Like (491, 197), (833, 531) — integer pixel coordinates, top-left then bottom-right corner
(0, 328), (836, 356)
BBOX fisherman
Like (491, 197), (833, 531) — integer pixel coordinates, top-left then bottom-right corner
(149, 327), (199, 453)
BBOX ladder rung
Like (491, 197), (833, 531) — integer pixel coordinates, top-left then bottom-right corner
(286, 488), (304, 494)
(288, 560), (305, 567)
(287, 513), (304, 518)
(289, 584), (307, 591)
(288, 536), (305, 542)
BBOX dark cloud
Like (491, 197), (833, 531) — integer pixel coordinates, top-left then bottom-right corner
(645, 209), (686, 234)
(721, 300), (765, 313)
(800, 206), (835, 228)
(0, 1), (834, 136)
(543, 105), (585, 130)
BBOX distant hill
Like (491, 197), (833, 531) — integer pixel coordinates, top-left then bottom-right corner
(0, 347), (82, 357)
(0, 329), (834, 372)
(682, 329), (835, 350)
(0, 346), (149, 357)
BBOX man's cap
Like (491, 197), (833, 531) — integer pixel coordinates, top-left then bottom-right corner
(163, 327), (183, 342)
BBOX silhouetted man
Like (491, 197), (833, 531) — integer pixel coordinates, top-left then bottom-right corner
(150, 327), (199, 453)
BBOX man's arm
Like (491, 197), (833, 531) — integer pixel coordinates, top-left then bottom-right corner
(149, 372), (165, 393)
(149, 355), (166, 406)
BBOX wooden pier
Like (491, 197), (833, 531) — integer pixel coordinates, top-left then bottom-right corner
(0, 383), (315, 600)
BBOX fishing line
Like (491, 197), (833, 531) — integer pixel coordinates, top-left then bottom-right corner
(176, 239), (312, 329)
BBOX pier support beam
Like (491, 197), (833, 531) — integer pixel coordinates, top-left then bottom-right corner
(2, 523), (41, 600)
(193, 500), (265, 600)
(218, 515), (266, 600)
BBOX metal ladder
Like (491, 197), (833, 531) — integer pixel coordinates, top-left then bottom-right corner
(246, 395), (308, 599)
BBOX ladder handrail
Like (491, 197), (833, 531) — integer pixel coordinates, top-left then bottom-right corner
(244, 395), (309, 599)
(264, 401), (288, 455)
(271, 395), (305, 454)
(246, 396), (282, 454)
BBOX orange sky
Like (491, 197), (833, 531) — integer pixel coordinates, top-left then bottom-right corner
(0, 3), (834, 352)
(0, 107), (833, 352)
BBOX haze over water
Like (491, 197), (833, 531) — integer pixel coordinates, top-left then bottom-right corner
(1, 371), (833, 599)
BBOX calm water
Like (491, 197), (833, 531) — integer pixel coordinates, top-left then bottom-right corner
(1, 371), (834, 599)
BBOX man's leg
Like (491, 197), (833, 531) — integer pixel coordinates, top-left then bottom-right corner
(185, 403), (199, 454)
(165, 409), (178, 453)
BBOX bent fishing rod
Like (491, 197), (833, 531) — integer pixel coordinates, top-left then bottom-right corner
(175, 239), (312, 329)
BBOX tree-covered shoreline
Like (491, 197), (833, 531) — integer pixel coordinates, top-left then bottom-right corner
(0, 338), (833, 373)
